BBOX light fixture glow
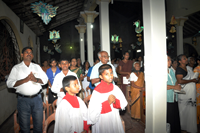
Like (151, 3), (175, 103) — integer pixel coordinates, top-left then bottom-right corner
(70, 46), (72, 49)
(166, 36), (168, 39)
(91, 24), (93, 28)
(137, 49), (141, 53)
(81, 38), (83, 41)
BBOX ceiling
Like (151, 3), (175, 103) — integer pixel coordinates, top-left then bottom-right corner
(2, 0), (200, 39)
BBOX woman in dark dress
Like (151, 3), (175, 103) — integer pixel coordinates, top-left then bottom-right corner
(118, 51), (133, 96)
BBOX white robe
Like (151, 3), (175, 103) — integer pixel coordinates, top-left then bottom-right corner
(54, 94), (89, 133)
(88, 81), (127, 133)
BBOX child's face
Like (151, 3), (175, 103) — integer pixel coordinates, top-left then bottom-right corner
(59, 60), (70, 71)
(100, 68), (113, 84)
(65, 79), (80, 95)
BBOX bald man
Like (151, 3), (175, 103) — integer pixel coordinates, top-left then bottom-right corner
(90, 51), (118, 86)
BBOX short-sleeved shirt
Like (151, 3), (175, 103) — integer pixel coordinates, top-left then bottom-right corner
(87, 67), (95, 90)
(90, 61), (118, 86)
(176, 66), (187, 78)
(46, 66), (61, 85)
(167, 68), (178, 102)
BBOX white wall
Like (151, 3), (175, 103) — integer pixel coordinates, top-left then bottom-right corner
(184, 36), (200, 55)
(0, 0), (40, 125)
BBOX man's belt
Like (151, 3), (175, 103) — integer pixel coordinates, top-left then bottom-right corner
(18, 90), (42, 98)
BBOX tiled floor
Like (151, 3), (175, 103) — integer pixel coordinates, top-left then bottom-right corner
(1, 110), (200, 133)
(0, 110), (145, 133)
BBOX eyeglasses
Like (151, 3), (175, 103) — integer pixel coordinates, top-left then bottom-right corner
(102, 56), (110, 58)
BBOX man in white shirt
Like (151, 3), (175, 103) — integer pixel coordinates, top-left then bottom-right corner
(7, 47), (48, 133)
(90, 51), (118, 86)
(51, 58), (81, 105)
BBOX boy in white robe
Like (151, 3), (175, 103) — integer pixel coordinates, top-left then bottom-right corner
(88, 64), (127, 133)
(54, 75), (90, 133)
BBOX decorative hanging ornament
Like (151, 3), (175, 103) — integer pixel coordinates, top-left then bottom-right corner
(55, 44), (62, 53)
(133, 20), (144, 34)
(48, 30), (60, 44)
(170, 15), (177, 25)
(111, 34), (119, 44)
(169, 26), (176, 33)
(138, 36), (142, 42)
(131, 44), (136, 49)
(192, 37), (197, 45)
(43, 46), (48, 52)
(136, 41), (142, 46)
(31, 1), (58, 25)
(119, 37), (122, 48)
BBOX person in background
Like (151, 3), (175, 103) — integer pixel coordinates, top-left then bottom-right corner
(46, 58), (61, 104)
(129, 62), (144, 120)
(87, 58), (100, 94)
(170, 57), (178, 74)
(167, 55), (181, 133)
(77, 57), (83, 70)
(138, 56), (143, 67)
(194, 56), (200, 125)
(176, 54), (198, 133)
(118, 51), (133, 96)
(51, 58), (81, 105)
(187, 57), (196, 70)
(7, 46), (48, 132)
(90, 51), (118, 87)
(82, 61), (91, 98)
(41, 59), (50, 103)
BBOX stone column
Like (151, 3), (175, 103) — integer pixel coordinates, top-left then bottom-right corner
(143, 0), (167, 132)
(176, 17), (188, 55)
(96, 0), (111, 58)
(75, 25), (86, 63)
(80, 11), (99, 66)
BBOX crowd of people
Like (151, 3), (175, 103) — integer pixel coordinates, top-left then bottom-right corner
(6, 46), (200, 133)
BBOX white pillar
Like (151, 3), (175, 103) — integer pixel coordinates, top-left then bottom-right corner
(97, 0), (111, 57)
(176, 17), (188, 55)
(80, 11), (99, 66)
(75, 25), (86, 63)
(143, 0), (167, 133)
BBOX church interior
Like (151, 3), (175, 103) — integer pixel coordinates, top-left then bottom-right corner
(1, 0), (200, 132)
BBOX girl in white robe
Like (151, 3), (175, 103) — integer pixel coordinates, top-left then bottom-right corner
(88, 64), (127, 133)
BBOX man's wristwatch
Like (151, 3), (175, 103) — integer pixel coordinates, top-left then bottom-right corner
(36, 78), (39, 83)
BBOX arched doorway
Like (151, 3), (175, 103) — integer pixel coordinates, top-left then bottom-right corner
(183, 43), (198, 57)
(0, 19), (21, 82)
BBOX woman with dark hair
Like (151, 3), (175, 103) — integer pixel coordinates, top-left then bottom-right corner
(129, 61), (145, 120)
(176, 54), (198, 133)
(77, 58), (83, 71)
(167, 55), (181, 133)
(82, 61), (91, 98)
(70, 57), (83, 80)
(118, 51), (133, 96)
(170, 57), (178, 74)
(194, 56), (200, 125)
(46, 58), (61, 103)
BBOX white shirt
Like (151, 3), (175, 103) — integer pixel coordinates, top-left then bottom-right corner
(6, 61), (48, 95)
(51, 70), (81, 105)
(90, 61), (118, 86)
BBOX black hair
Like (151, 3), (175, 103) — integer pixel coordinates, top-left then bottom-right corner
(22, 46), (32, 53)
(99, 64), (112, 75)
(50, 58), (56, 64)
(196, 56), (200, 62)
(177, 54), (185, 66)
(70, 57), (76, 62)
(82, 61), (91, 75)
(59, 57), (70, 64)
(123, 51), (129, 55)
(94, 58), (100, 63)
(171, 57), (177, 64)
(62, 75), (77, 94)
